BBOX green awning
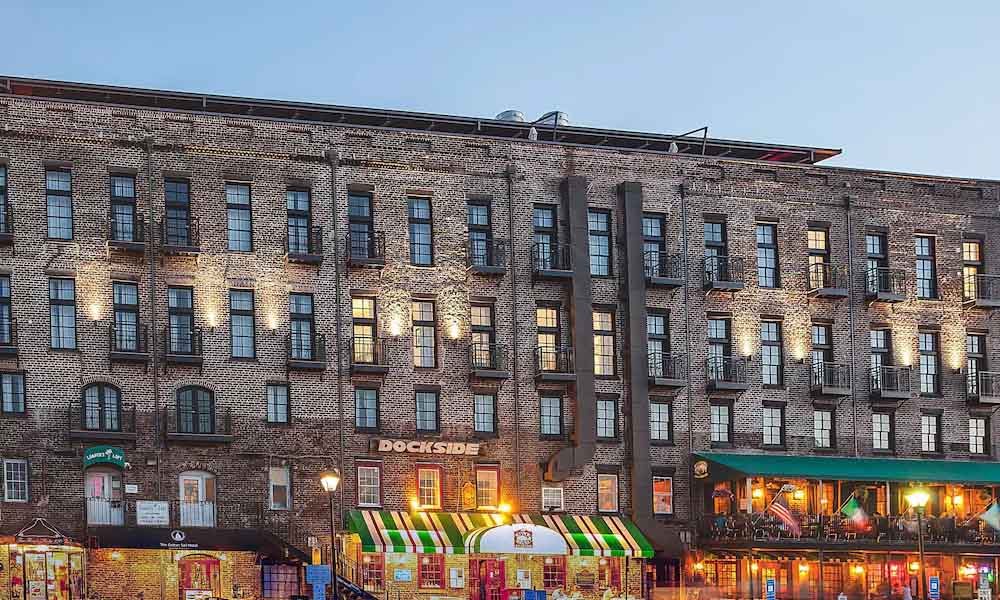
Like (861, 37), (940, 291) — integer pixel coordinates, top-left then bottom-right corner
(695, 452), (1000, 484)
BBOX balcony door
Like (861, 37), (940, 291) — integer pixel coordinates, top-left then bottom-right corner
(85, 469), (123, 525)
(179, 471), (216, 527)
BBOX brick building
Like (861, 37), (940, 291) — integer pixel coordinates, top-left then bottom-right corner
(0, 76), (1000, 600)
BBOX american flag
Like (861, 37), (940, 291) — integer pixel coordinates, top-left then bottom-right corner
(768, 494), (801, 537)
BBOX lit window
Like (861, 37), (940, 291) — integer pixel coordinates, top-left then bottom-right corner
(357, 464), (381, 508)
(475, 466), (500, 509)
(597, 473), (618, 513)
(418, 554), (444, 588)
(653, 476), (673, 514)
(593, 311), (615, 376)
(541, 487), (564, 511)
(543, 556), (566, 589)
(268, 466), (290, 510)
(417, 466), (441, 509)
(262, 565), (300, 600)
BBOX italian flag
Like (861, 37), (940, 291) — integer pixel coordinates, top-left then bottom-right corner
(841, 496), (869, 528)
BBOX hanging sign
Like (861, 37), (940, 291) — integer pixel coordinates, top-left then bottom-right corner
(84, 446), (127, 469)
(693, 460), (709, 479)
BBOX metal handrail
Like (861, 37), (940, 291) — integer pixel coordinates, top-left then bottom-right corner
(643, 251), (683, 280)
(531, 242), (572, 272)
(288, 225), (324, 256)
(346, 231), (385, 261)
(966, 273), (1000, 302)
(702, 255), (745, 285)
(534, 345), (574, 374)
(467, 239), (508, 269)
(706, 356), (749, 384)
(806, 263), (849, 290)
(810, 361), (851, 389)
(69, 402), (136, 433)
(469, 342), (508, 371)
(866, 266), (906, 295)
(0, 315), (17, 348)
(109, 323), (149, 354)
(869, 365), (912, 394)
(163, 326), (203, 356)
(159, 215), (200, 248)
(109, 212), (146, 244)
(648, 351), (687, 379)
(351, 336), (388, 366)
(287, 332), (327, 363)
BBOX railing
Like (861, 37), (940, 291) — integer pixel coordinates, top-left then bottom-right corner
(0, 202), (13, 237)
(806, 263), (848, 290)
(968, 371), (1000, 401)
(706, 356), (749, 385)
(966, 273), (1000, 303)
(702, 255), (744, 285)
(469, 342), (508, 372)
(531, 242), (572, 272)
(84, 499), (281, 531)
(351, 336), (388, 366)
(86, 498), (126, 526)
(643, 251), (683, 280)
(534, 346), (574, 374)
(164, 406), (233, 437)
(0, 316), (17, 349)
(866, 266), (906, 296)
(109, 323), (148, 354)
(287, 225), (324, 256)
(163, 326), (203, 357)
(467, 239), (507, 269)
(159, 216), (200, 249)
(810, 361), (852, 390)
(287, 332), (327, 363)
(108, 212), (146, 244)
(648, 351), (687, 380)
(346, 231), (385, 262)
(68, 402), (137, 434)
(869, 365), (912, 396)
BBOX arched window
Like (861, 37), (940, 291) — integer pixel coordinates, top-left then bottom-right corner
(177, 386), (214, 434)
(83, 384), (121, 431)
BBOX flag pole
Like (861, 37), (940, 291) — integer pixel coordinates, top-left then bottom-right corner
(960, 498), (995, 527)
(835, 492), (856, 515)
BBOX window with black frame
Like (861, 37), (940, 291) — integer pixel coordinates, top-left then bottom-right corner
(113, 282), (139, 352)
(470, 304), (495, 369)
(915, 235), (938, 299)
(533, 205), (557, 269)
(0, 166), (8, 234)
(110, 175), (137, 242)
(229, 289), (256, 359)
(46, 170), (73, 240)
(408, 197), (434, 266)
(642, 214), (665, 276)
(177, 386), (214, 434)
(588, 210), (611, 276)
(0, 372), (25, 414)
(467, 199), (492, 266)
(918, 331), (940, 395)
(226, 183), (253, 252)
(49, 278), (76, 349)
(970, 416), (990, 455)
(807, 227), (831, 288)
(760, 320), (784, 387)
(168, 287), (195, 354)
(647, 311), (669, 377)
(755, 222), (780, 288)
(352, 297), (377, 364)
(286, 188), (312, 254)
(164, 179), (192, 246)
(411, 300), (436, 368)
(967, 333), (987, 398)
(963, 239), (984, 300)
(865, 232), (888, 292)
(348, 192), (374, 258)
(707, 317), (731, 381)
(83, 383), (121, 431)
(870, 328), (892, 389)
(704, 220), (727, 280)
(289, 293), (316, 361)
(0, 275), (11, 346)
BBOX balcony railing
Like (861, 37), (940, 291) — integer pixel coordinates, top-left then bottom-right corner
(0, 316), (17, 355)
(467, 239), (507, 274)
(86, 498), (126, 526)
(159, 216), (200, 252)
(534, 346), (575, 381)
(648, 352), (687, 386)
(702, 256), (745, 290)
(810, 361), (852, 396)
(163, 326), (203, 364)
(68, 403), (137, 440)
(287, 225), (324, 263)
(531, 243), (572, 276)
(643, 251), (683, 286)
(350, 336), (389, 374)
(706, 356), (749, 390)
(85, 499), (282, 532)
(469, 342), (510, 377)
(0, 201), (13, 243)
(287, 332), (327, 369)
(164, 406), (233, 442)
(967, 371), (1000, 404)
(866, 267), (906, 301)
(869, 365), (912, 399)
(346, 231), (386, 266)
(965, 273), (1000, 308)
(806, 263), (849, 297)
(108, 323), (149, 360)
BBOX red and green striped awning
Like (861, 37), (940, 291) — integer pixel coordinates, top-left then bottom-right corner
(346, 511), (654, 558)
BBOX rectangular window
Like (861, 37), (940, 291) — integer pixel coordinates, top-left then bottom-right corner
(475, 465), (500, 509)
(543, 556), (567, 589)
(921, 414), (941, 453)
(110, 175), (137, 242)
(536, 305), (560, 371)
(266, 384), (289, 424)
(352, 296), (378, 364)
(597, 473), (618, 513)
(262, 564), (300, 600)
(348, 192), (375, 258)
(968, 333), (987, 398)
(164, 179), (192, 246)
(416, 465), (442, 509)
(814, 410), (834, 449)
(915, 235), (937, 299)
(268, 466), (291, 510)
(870, 328), (892, 389)
(711, 403), (731, 444)
(866, 232), (888, 293)
(597, 397), (617, 439)
(359, 554), (385, 592)
(919, 331), (940, 395)
(588, 209), (611, 276)
(415, 390), (439, 432)
(408, 197), (434, 266)
(357, 463), (382, 508)
(112, 282), (139, 352)
(286, 188), (312, 254)
(760, 320), (784, 386)
(3, 458), (27, 502)
(704, 220), (727, 280)
(1, 373), (25, 414)
(355, 388), (378, 431)
(533, 204), (557, 270)
(593, 310), (615, 376)
(412, 301), (437, 368)
(0, 166), (8, 235)
(226, 183), (253, 251)
(970, 417), (989, 455)
(811, 323), (833, 366)
(756, 223), (779, 287)
(807, 227), (831, 288)
(474, 393), (496, 434)
(289, 293), (316, 361)
(873, 413), (893, 451)
(49, 278), (76, 349)
(762, 406), (784, 446)
(707, 317), (732, 381)
(964, 239), (984, 300)
(46, 170), (73, 240)
(467, 199), (493, 266)
(540, 396), (562, 437)
(541, 487), (564, 511)
(0, 275), (10, 346)
(642, 214), (666, 276)
(418, 553), (444, 588)
(168, 287), (195, 354)
(650, 400), (672, 442)
(229, 290), (256, 358)
(652, 476), (673, 515)
(470, 304), (496, 370)
(647, 311), (669, 376)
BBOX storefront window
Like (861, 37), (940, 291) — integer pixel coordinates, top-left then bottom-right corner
(598, 558), (622, 590)
(476, 465), (500, 509)
(597, 474), (618, 513)
(179, 554), (221, 600)
(418, 554), (445, 588)
(262, 564), (299, 600)
(360, 554), (385, 592)
(543, 556), (567, 589)
(705, 561), (737, 597)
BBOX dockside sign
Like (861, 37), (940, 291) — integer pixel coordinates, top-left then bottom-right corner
(371, 438), (481, 456)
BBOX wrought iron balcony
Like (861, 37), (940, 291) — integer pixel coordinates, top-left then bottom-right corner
(531, 243), (573, 278)
(85, 499), (277, 531)
(702, 256), (745, 291)
(159, 216), (201, 254)
(869, 365), (912, 400)
(648, 351), (687, 387)
(467, 239), (507, 275)
(806, 263), (849, 298)
(350, 336), (389, 375)
(865, 267), (906, 303)
(68, 402), (137, 441)
(108, 323), (149, 363)
(164, 406), (234, 443)
(108, 212), (146, 253)
(706, 356), (750, 391)
(0, 202), (13, 244)
(534, 346), (575, 382)
(810, 361), (852, 397)
(643, 251), (683, 288)
(469, 342), (510, 379)
(287, 332), (327, 370)
(0, 316), (17, 356)
(163, 326), (203, 365)
(967, 371), (1000, 404)
(287, 225), (324, 264)
(346, 231), (385, 267)
(964, 274), (1000, 309)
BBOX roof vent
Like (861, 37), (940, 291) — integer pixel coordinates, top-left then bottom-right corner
(495, 110), (526, 122)
(536, 111), (569, 127)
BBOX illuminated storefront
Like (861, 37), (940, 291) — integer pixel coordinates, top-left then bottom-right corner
(2, 520), (86, 600)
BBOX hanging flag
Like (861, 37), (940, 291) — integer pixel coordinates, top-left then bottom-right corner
(841, 496), (869, 528)
(980, 502), (1000, 531)
(768, 495), (801, 536)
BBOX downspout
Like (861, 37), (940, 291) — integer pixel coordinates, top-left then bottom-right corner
(844, 194), (860, 457)
(143, 136), (163, 498)
(325, 149), (347, 523)
(504, 163), (523, 503)
(680, 182), (694, 523)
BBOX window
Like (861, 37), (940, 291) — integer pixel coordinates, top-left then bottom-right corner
(412, 300), (437, 368)
(229, 290), (256, 359)
(541, 487), (564, 511)
(588, 209), (611, 276)
(355, 388), (378, 431)
(964, 239), (984, 300)
(177, 386), (214, 434)
(814, 410), (834, 449)
(226, 183), (253, 251)
(866, 232), (888, 293)
(266, 384), (289, 424)
(921, 414), (941, 453)
(919, 331), (940, 395)
(359, 554), (385, 592)
(49, 278), (76, 349)
(0, 275), (10, 346)
(475, 465), (500, 508)
(110, 175), (137, 242)
(533, 205), (557, 269)
(710, 403), (731, 444)
(408, 197), (434, 265)
(1, 373), (25, 414)
(178, 470), (216, 527)
(543, 556), (567, 589)
(286, 188), (312, 254)
(418, 554), (444, 589)
(467, 199), (493, 266)
(352, 297), (377, 364)
(268, 466), (291, 510)
(870, 328), (892, 389)
(647, 311), (669, 377)
(474, 393), (496, 434)
(762, 405), (784, 446)
(915, 236), (937, 299)
(262, 565), (300, 600)
(807, 227), (831, 288)
(168, 287), (195, 354)
(971, 417), (990, 455)
(873, 413), (893, 451)
(415, 390), (439, 432)
(704, 220), (727, 280)
(46, 170), (73, 239)
(653, 476), (673, 515)
(811, 323), (833, 366)
(536, 305), (560, 371)
(597, 397), (617, 439)
(470, 304), (496, 370)
(289, 293), (316, 360)
(650, 399), (672, 442)
(642, 214), (666, 276)
(348, 192), (375, 258)
(164, 179), (192, 246)
(968, 334), (987, 398)
(593, 310), (615, 376)
(0, 166), (8, 234)
(3, 459), (28, 502)
(755, 223), (779, 287)
(416, 465), (442, 509)
(540, 396), (562, 437)
(112, 282), (139, 352)
(760, 321), (784, 386)
(597, 473), (618, 513)
(83, 384), (121, 431)
(357, 463), (382, 507)
(707, 317), (732, 381)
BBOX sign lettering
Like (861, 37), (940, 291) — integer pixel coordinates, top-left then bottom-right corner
(84, 445), (128, 469)
(372, 438), (481, 456)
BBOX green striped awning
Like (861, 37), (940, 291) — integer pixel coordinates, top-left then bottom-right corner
(511, 514), (653, 558)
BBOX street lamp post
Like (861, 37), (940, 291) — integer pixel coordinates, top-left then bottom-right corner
(907, 490), (930, 600)
(320, 469), (342, 600)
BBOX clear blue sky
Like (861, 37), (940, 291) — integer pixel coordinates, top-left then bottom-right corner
(4, 1), (998, 179)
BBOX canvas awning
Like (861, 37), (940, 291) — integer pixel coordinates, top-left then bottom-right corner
(464, 523), (569, 555)
(511, 514), (654, 558)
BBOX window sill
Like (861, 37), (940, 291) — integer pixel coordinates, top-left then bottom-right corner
(473, 431), (499, 440)
(596, 437), (620, 444)
(49, 348), (80, 353)
(230, 357), (259, 363)
(595, 375), (620, 381)
(919, 393), (943, 398)
(355, 427), (380, 434)
(540, 434), (566, 442)
(920, 451), (945, 458)
(0, 412), (28, 419)
(264, 420), (293, 427)
(413, 430), (441, 437)
(763, 385), (787, 391)
(651, 440), (675, 447)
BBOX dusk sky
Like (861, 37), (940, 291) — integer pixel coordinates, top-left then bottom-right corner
(5, 1), (998, 178)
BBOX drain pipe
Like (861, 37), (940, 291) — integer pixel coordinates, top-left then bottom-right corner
(143, 136), (163, 497)
(680, 182), (694, 519)
(325, 149), (347, 523)
(504, 163), (523, 503)
(844, 194), (860, 457)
